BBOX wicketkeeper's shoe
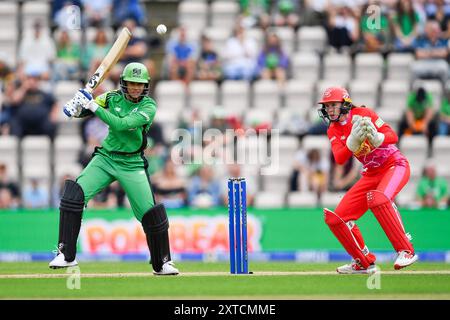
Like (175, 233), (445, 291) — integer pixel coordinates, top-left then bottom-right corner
(337, 260), (378, 274)
(49, 252), (78, 269)
(153, 261), (179, 276)
(394, 250), (418, 270)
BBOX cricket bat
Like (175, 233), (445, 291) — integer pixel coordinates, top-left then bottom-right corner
(84, 27), (132, 93)
(63, 27), (132, 117)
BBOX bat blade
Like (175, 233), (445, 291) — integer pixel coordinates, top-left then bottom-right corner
(84, 27), (132, 93)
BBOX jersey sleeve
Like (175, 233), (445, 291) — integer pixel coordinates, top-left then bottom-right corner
(328, 128), (353, 165)
(94, 101), (156, 131)
(94, 92), (109, 108)
(366, 108), (398, 145)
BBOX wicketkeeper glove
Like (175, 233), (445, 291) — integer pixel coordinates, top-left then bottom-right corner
(346, 115), (366, 153)
(363, 118), (385, 148)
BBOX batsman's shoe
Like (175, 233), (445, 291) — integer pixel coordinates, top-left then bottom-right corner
(337, 260), (378, 274)
(153, 261), (179, 276)
(394, 251), (418, 270)
(49, 252), (78, 269)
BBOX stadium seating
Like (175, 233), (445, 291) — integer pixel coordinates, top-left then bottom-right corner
(220, 80), (250, 115)
(210, 1), (240, 28)
(189, 80), (219, 121)
(386, 53), (415, 81)
(291, 52), (320, 81)
(1, 0), (449, 211)
(0, 136), (19, 181)
(252, 80), (282, 112)
(323, 53), (352, 82)
(432, 136), (450, 177)
(399, 136), (429, 176)
(284, 79), (315, 109)
(54, 135), (83, 166)
(354, 53), (384, 82)
(22, 1), (50, 30)
(297, 26), (327, 53)
(348, 80), (379, 108)
(254, 191), (285, 208)
(178, 1), (208, 30)
(287, 192), (318, 208)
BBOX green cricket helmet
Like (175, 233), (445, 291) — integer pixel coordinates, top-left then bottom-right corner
(119, 62), (150, 100)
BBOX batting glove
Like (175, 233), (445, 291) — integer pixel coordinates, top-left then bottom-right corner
(75, 89), (99, 113)
(63, 98), (82, 118)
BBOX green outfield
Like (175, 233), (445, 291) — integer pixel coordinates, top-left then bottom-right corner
(1, 262), (450, 299)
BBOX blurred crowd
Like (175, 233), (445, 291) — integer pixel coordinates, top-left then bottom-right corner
(1, 0), (450, 210)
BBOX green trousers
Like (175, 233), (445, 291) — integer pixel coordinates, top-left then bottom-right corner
(76, 148), (154, 221)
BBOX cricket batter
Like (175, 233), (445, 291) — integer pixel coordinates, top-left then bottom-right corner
(318, 87), (418, 274)
(49, 62), (179, 275)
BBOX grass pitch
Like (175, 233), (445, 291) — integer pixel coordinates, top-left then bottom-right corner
(0, 262), (449, 299)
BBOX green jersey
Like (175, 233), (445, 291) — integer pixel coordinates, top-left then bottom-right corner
(417, 177), (448, 202)
(87, 90), (157, 154)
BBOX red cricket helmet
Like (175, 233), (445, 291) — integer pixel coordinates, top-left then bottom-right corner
(317, 87), (353, 125)
(318, 87), (352, 104)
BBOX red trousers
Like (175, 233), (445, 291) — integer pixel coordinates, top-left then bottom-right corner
(334, 157), (410, 221)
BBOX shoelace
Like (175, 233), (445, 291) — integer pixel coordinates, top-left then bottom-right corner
(52, 246), (61, 257)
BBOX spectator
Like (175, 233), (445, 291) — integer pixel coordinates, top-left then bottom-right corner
(0, 163), (20, 209)
(166, 26), (197, 84)
(416, 161), (449, 209)
(423, 0), (450, 38)
(23, 178), (49, 209)
(290, 148), (329, 203)
(272, 0), (300, 30)
(328, 154), (360, 192)
(152, 158), (187, 209)
(357, 1), (392, 53)
(52, 0), (82, 24)
(302, 0), (328, 26)
(53, 30), (81, 81)
(82, 28), (112, 71)
(326, 4), (359, 53)
(82, 0), (112, 27)
(391, 0), (420, 52)
(112, 0), (146, 28)
(239, 0), (271, 30)
(438, 84), (450, 135)
(0, 54), (13, 81)
(54, 1), (83, 30)
(222, 24), (258, 80)
(188, 166), (222, 208)
(221, 163), (256, 206)
(79, 117), (109, 166)
(144, 139), (166, 176)
(411, 20), (449, 83)
(196, 35), (222, 82)
(8, 66), (58, 140)
(18, 20), (56, 80)
(88, 181), (125, 209)
(398, 86), (438, 147)
(0, 56), (15, 135)
(256, 32), (289, 87)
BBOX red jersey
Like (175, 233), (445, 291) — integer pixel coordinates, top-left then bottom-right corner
(327, 107), (406, 175)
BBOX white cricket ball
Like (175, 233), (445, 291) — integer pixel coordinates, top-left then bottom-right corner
(156, 24), (167, 35)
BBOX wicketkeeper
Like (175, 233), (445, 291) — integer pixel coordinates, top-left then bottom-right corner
(318, 87), (418, 274)
(49, 62), (179, 275)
